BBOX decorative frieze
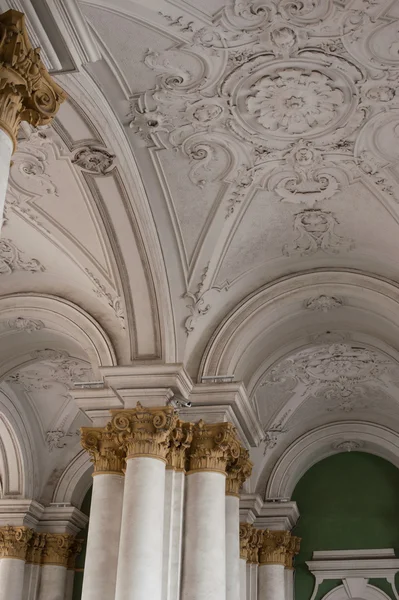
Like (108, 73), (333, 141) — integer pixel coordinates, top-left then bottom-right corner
(239, 523), (253, 561)
(0, 525), (32, 560)
(226, 447), (253, 496)
(188, 420), (241, 474)
(111, 402), (178, 462)
(285, 535), (301, 569)
(0, 10), (66, 151)
(259, 530), (291, 566)
(81, 423), (125, 475)
(41, 533), (75, 567)
(166, 419), (194, 471)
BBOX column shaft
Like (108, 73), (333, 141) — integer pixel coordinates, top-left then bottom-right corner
(0, 557), (25, 600)
(226, 495), (240, 600)
(239, 558), (246, 600)
(182, 471), (226, 600)
(115, 456), (166, 600)
(162, 468), (185, 600)
(246, 563), (258, 600)
(23, 562), (42, 600)
(64, 569), (75, 600)
(38, 564), (67, 600)
(285, 568), (294, 600)
(0, 129), (12, 226)
(81, 473), (124, 600)
(259, 564), (285, 600)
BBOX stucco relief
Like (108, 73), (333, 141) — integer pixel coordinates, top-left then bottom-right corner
(0, 239), (45, 274)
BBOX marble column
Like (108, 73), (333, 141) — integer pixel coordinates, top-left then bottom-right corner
(65, 538), (83, 600)
(23, 533), (45, 600)
(38, 533), (74, 600)
(239, 524), (252, 600)
(80, 425), (125, 600)
(181, 420), (242, 600)
(162, 420), (193, 600)
(0, 526), (32, 600)
(0, 10), (65, 232)
(284, 536), (300, 600)
(226, 449), (252, 600)
(258, 531), (291, 600)
(113, 402), (178, 600)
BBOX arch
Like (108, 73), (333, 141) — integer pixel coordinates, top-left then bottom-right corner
(199, 271), (399, 387)
(323, 584), (392, 600)
(264, 422), (399, 500)
(53, 450), (93, 509)
(0, 294), (117, 375)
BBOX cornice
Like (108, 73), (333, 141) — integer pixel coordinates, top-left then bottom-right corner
(240, 494), (299, 531)
(100, 364), (193, 399)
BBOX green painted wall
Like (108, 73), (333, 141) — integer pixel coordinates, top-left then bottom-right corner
(72, 486), (92, 600)
(292, 452), (399, 600)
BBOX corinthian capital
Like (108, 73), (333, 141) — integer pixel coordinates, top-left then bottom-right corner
(239, 523), (253, 561)
(42, 533), (75, 567)
(285, 535), (301, 568)
(67, 538), (83, 570)
(81, 423), (125, 475)
(0, 525), (32, 560)
(247, 527), (263, 564)
(26, 532), (45, 564)
(111, 402), (178, 462)
(0, 10), (66, 150)
(259, 530), (291, 566)
(226, 446), (253, 496)
(166, 419), (194, 471)
(188, 420), (241, 474)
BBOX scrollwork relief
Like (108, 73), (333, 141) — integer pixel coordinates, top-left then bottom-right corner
(72, 147), (115, 175)
(305, 295), (343, 312)
(85, 269), (125, 329)
(6, 317), (44, 333)
(0, 239), (45, 274)
(184, 264), (229, 334)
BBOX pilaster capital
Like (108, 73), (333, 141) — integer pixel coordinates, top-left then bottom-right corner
(247, 526), (263, 564)
(81, 424), (125, 475)
(239, 523), (253, 560)
(188, 420), (241, 474)
(41, 533), (75, 567)
(259, 530), (291, 566)
(285, 535), (301, 568)
(166, 419), (194, 471)
(26, 532), (45, 564)
(67, 538), (83, 570)
(0, 525), (32, 560)
(226, 447), (253, 496)
(0, 10), (66, 150)
(111, 402), (178, 462)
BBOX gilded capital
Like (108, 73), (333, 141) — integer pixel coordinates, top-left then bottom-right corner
(239, 523), (253, 561)
(0, 525), (32, 560)
(0, 10), (66, 150)
(26, 532), (45, 564)
(247, 527), (263, 564)
(42, 533), (75, 567)
(226, 446), (253, 496)
(67, 538), (83, 570)
(81, 423), (125, 475)
(259, 530), (291, 566)
(166, 419), (194, 471)
(285, 535), (301, 568)
(188, 420), (241, 474)
(111, 402), (178, 462)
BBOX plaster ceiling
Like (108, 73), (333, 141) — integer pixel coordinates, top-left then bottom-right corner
(2, 0), (399, 499)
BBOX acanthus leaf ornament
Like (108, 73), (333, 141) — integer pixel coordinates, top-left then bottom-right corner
(259, 530), (291, 566)
(226, 446), (253, 495)
(166, 419), (194, 471)
(81, 423), (125, 474)
(305, 294), (343, 312)
(184, 265), (229, 334)
(0, 10), (66, 151)
(72, 147), (115, 175)
(188, 420), (241, 474)
(0, 238), (45, 274)
(0, 526), (32, 560)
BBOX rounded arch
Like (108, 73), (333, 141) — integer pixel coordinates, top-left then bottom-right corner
(199, 271), (399, 387)
(323, 585), (392, 600)
(52, 450), (93, 509)
(0, 293), (117, 375)
(264, 422), (399, 500)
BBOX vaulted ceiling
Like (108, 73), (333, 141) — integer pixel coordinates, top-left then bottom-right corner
(1, 0), (399, 500)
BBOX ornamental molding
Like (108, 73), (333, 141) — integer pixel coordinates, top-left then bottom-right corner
(0, 238), (45, 274)
(305, 295), (343, 312)
(333, 440), (364, 452)
(282, 210), (355, 257)
(184, 264), (229, 334)
(128, 0), (399, 220)
(239, 523), (253, 561)
(72, 146), (115, 174)
(262, 343), (392, 401)
(226, 446), (253, 495)
(85, 269), (126, 329)
(81, 424), (125, 474)
(188, 420), (241, 474)
(6, 317), (44, 333)
(41, 533), (75, 567)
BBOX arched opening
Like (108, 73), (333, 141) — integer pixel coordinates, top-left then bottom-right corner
(292, 452), (399, 600)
